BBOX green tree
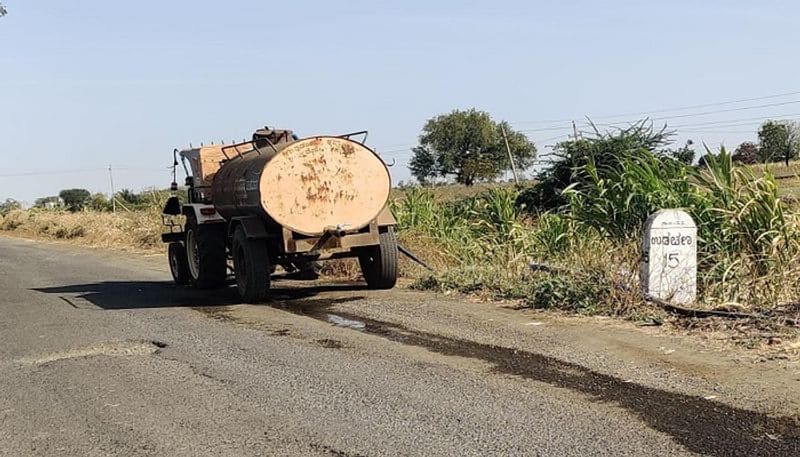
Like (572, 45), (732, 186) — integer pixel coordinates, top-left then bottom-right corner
(116, 188), (141, 205)
(88, 193), (111, 211)
(59, 188), (91, 212)
(408, 147), (438, 185)
(757, 121), (800, 164)
(697, 152), (716, 168)
(0, 198), (21, 215)
(732, 141), (759, 164)
(409, 109), (536, 186)
(664, 139), (696, 165)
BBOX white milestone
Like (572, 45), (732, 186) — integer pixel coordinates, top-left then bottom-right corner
(641, 209), (697, 305)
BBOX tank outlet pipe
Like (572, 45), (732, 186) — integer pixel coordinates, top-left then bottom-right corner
(398, 244), (433, 271)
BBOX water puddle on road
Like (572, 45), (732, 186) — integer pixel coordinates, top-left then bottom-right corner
(326, 314), (366, 330)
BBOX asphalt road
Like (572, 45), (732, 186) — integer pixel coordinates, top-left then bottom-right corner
(0, 235), (798, 456)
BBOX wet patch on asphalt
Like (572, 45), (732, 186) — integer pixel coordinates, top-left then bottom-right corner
(197, 297), (800, 456)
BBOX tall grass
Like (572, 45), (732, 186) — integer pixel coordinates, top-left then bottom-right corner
(692, 151), (800, 305)
(558, 145), (800, 309)
(0, 207), (163, 251)
(393, 187), (627, 311)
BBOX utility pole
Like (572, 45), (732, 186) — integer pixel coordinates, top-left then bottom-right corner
(500, 125), (519, 185)
(572, 120), (579, 140)
(108, 165), (116, 213)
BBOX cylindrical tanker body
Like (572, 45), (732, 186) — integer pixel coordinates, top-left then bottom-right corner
(211, 146), (283, 223)
(211, 136), (392, 236)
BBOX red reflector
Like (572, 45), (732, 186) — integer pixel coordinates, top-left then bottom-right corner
(200, 207), (217, 216)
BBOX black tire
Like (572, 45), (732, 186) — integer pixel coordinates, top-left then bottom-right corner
(185, 213), (227, 289)
(358, 227), (398, 289)
(232, 226), (270, 302)
(168, 242), (191, 285)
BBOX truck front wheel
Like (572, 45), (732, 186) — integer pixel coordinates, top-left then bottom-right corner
(232, 226), (270, 303)
(358, 227), (398, 289)
(185, 214), (227, 289)
(168, 242), (191, 285)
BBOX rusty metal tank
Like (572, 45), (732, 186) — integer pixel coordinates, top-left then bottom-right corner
(211, 133), (392, 236)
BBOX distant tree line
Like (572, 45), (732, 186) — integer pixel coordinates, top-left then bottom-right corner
(22, 188), (172, 213)
(722, 121), (799, 166)
(407, 111), (800, 187)
(0, 198), (21, 215)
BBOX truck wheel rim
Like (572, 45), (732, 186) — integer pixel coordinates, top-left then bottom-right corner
(169, 249), (179, 276)
(235, 245), (247, 287)
(186, 230), (200, 279)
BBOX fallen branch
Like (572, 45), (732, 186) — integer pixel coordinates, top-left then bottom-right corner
(528, 259), (800, 327)
(645, 295), (762, 320)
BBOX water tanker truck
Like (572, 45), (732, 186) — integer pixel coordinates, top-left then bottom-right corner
(161, 127), (397, 302)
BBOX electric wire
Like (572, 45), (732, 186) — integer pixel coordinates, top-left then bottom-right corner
(512, 90), (800, 126)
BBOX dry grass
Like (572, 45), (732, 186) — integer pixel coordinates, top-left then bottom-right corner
(0, 208), (163, 252)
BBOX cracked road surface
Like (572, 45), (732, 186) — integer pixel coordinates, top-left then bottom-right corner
(1, 235), (798, 456)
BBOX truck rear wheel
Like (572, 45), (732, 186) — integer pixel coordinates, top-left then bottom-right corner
(232, 226), (270, 303)
(168, 242), (191, 285)
(185, 214), (227, 289)
(358, 227), (398, 289)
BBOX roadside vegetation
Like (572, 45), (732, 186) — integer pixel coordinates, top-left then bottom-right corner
(0, 190), (165, 252)
(0, 208), (163, 251)
(397, 121), (800, 328)
(3, 114), (800, 339)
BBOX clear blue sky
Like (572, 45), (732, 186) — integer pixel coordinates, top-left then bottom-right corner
(2, 0), (799, 204)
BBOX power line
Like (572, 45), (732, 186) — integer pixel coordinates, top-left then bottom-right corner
(378, 147), (416, 154)
(680, 130), (755, 134)
(678, 120), (799, 131)
(0, 168), (106, 178)
(517, 124), (579, 133)
(635, 99), (800, 122)
(382, 110), (800, 149)
(670, 113), (800, 129)
(592, 114), (800, 135)
(539, 134), (572, 143)
(512, 89), (800, 126)
(517, 100), (800, 133)
(0, 167), (168, 179)
(375, 93), (800, 162)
